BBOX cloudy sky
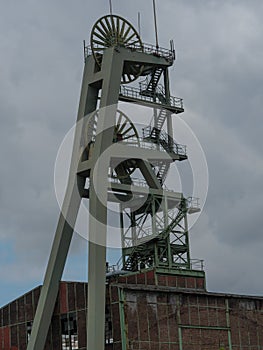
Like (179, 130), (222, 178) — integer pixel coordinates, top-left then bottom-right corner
(1, 0), (263, 307)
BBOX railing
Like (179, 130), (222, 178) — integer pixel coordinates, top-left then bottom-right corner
(109, 175), (148, 189)
(84, 42), (175, 63)
(139, 80), (166, 96)
(189, 259), (204, 271)
(110, 133), (187, 157)
(119, 85), (183, 110)
(110, 258), (204, 273)
(187, 197), (200, 210)
(142, 126), (187, 157)
(109, 175), (177, 195)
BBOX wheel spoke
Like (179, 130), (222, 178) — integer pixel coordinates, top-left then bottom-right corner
(120, 20), (126, 38)
(95, 25), (109, 38)
(116, 17), (120, 41)
(104, 17), (113, 34)
(122, 74), (127, 83)
(122, 133), (136, 140)
(92, 39), (105, 47)
(110, 15), (116, 39)
(116, 112), (123, 127)
(127, 74), (133, 82)
(121, 126), (133, 136)
(124, 32), (136, 44)
(118, 121), (128, 134)
(123, 26), (132, 41)
(93, 31), (107, 42)
(100, 20), (110, 37)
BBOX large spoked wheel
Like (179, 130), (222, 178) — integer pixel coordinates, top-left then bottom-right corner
(84, 109), (140, 179)
(91, 15), (144, 84)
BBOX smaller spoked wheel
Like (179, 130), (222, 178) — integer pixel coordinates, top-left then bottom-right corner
(84, 109), (139, 145)
(114, 110), (139, 144)
(113, 110), (140, 180)
(91, 15), (144, 84)
(83, 109), (140, 179)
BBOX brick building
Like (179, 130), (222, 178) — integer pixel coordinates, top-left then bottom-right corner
(1, 267), (263, 349)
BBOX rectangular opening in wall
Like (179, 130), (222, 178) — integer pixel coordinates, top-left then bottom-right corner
(27, 321), (32, 343)
(61, 312), (78, 350)
(105, 305), (113, 344)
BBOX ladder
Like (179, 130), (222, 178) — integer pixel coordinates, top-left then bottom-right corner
(140, 67), (163, 95)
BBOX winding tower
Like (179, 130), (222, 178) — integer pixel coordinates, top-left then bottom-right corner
(27, 14), (203, 350)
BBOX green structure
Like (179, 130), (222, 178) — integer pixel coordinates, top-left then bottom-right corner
(27, 14), (203, 350)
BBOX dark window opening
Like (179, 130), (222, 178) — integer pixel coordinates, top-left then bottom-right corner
(27, 321), (32, 343)
(61, 313), (78, 350)
(105, 305), (113, 344)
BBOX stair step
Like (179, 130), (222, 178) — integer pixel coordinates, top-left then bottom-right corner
(146, 68), (163, 92)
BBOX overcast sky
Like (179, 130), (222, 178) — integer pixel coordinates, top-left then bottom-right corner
(1, 0), (263, 307)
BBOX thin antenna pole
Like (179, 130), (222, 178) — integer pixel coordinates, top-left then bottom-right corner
(138, 12), (141, 36)
(109, 0), (113, 15)
(83, 40), (86, 63)
(153, 0), (159, 48)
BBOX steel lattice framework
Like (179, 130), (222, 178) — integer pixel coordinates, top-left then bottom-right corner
(27, 14), (201, 350)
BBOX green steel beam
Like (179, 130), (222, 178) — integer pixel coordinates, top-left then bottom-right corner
(118, 288), (127, 350)
(225, 299), (233, 350)
(27, 56), (99, 350)
(176, 295), (183, 350)
(179, 325), (230, 331)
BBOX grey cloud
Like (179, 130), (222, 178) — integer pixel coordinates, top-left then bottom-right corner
(0, 0), (263, 303)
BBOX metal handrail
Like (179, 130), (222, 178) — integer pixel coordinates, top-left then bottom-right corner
(119, 85), (183, 110)
(84, 42), (175, 62)
(139, 80), (166, 96)
(110, 257), (204, 273)
(142, 127), (187, 156)
(190, 259), (204, 271)
(109, 175), (176, 193)
(187, 197), (200, 210)
(122, 136), (186, 156)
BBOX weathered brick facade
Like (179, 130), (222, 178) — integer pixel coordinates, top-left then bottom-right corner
(0, 268), (263, 349)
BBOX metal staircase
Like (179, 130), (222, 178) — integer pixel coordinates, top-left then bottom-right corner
(142, 126), (187, 159)
(142, 126), (187, 184)
(140, 67), (163, 96)
(156, 162), (170, 184)
(155, 108), (169, 130)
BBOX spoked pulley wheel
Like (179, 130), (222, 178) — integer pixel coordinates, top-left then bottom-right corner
(84, 109), (140, 179)
(112, 110), (140, 179)
(90, 15), (144, 84)
(114, 110), (139, 144)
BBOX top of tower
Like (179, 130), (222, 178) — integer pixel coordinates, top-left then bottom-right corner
(85, 14), (176, 81)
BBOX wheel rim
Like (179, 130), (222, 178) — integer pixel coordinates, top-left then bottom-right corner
(90, 15), (144, 84)
(84, 109), (140, 178)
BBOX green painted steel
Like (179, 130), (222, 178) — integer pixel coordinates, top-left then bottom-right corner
(180, 325), (230, 331)
(225, 299), (233, 350)
(27, 12), (201, 350)
(27, 56), (99, 350)
(118, 288), (127, 350)
(176, 295), (183, 350)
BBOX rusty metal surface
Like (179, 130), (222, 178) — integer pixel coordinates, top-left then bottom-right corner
(1, 278), (263, 349)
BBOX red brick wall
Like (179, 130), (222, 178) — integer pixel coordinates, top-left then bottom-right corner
(115, 269), (206, 291)
(108, 285), (263, 350)
(1, 279), (263, 349)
